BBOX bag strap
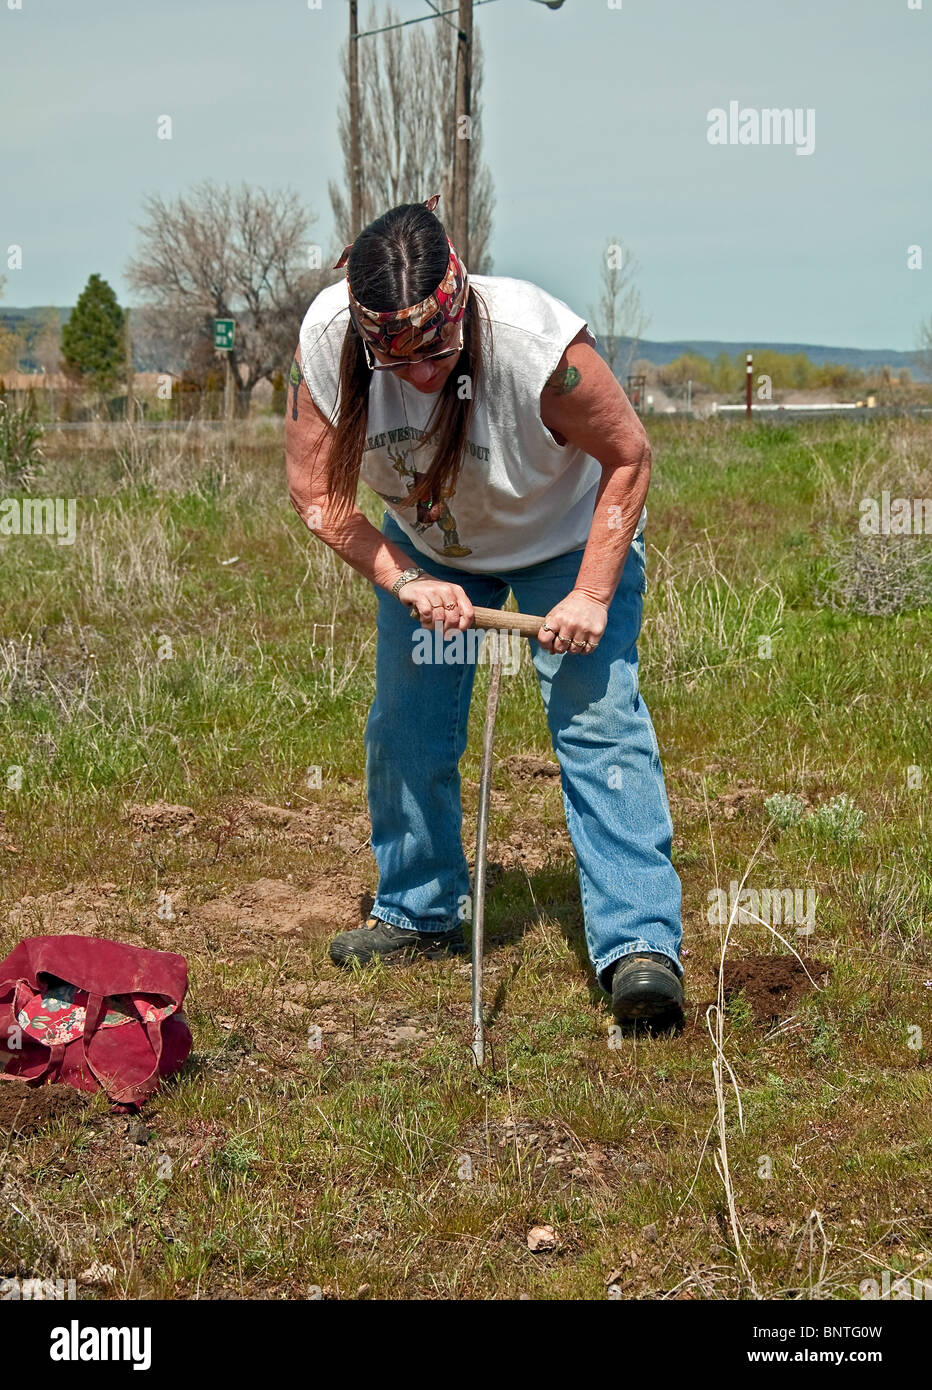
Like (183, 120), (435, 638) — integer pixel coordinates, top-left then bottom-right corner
(84, 992), (106, 1035)
(8, 978), (66, 1081)
(82, 993), (167, 1105)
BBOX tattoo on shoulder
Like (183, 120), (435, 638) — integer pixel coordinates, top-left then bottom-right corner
(289, 357), (302, 420)
(545, 364), (582, 395)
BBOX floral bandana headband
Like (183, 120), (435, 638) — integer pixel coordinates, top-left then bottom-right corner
(332, 194), (469, 359)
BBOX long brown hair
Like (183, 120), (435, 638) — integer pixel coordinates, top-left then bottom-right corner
(323, 202), (490, 519)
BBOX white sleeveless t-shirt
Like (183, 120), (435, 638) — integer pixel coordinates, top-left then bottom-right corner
(297, 274), (646, 574)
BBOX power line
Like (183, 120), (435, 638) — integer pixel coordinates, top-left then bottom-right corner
(354, 0), (499, 41)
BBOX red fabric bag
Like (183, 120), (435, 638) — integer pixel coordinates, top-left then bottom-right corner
(0, 935), (192, 1107)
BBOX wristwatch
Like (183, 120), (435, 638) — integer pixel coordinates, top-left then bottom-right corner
(391, 566), (424, 599)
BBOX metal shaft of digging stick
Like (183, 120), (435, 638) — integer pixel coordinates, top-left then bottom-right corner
(468, 607), (544, 1067)
(471, 654), (501, 1067)
(407, 604), (545, 1068)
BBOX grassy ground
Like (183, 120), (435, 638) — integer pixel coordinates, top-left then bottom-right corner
(0, 414), (930, 1300)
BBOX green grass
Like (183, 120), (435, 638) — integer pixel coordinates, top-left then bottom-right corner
(0, 414), (930, 1300)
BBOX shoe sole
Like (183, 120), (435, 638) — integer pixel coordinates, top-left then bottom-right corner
(612, 965), (684, 1026)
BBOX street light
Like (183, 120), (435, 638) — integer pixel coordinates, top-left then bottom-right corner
(353, 0), (564, 40)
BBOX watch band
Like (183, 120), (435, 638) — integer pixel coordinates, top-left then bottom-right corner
(391, 566), (424, 598)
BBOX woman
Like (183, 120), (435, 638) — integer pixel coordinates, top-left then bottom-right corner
(286, 196), (683, 1028)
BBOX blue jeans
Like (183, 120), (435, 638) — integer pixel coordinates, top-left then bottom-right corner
(366, 514), (683, 989)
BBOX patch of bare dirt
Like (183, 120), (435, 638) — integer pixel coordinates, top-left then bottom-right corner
(489, 824), (574, 874)
(247, 999), (440, 1065)
(236, 801), (370, 856)
(4, 882), (126, 936)
(124, 801), (197, 837)
(720, 953), (831, 1022)
(2, 873), (374, 963)
(460, 1115), (658, 1191)
(0, 1078), (88, 1136)
(194, 876), (370, 957)
(332, 1011), (433, 1053)
(120, 799), (371, 857)
(668, 777), (770, 822)
(718, 783), (767, 819)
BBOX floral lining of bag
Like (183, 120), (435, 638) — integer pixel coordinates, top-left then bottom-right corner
(15, 976), (178, 1047)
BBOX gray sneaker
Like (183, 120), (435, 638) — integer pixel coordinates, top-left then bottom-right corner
(330, 915), (467, 968)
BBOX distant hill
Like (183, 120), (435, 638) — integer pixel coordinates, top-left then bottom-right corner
(615, 336), (927, 379)
(0, 306), (71, 329)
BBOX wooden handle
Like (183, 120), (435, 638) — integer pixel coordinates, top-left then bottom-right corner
(471, 606), (545, 638)
(405, 604), (546, 638)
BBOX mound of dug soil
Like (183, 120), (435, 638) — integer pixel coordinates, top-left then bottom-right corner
(0, 1078), (88, 1136)
(124, 801), (197, 837)
(499, 755), (561, 781)
(720, 953), (831, 1022)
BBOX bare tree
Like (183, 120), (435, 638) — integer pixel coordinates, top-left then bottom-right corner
(126, 183), (326, 408)
(30, 307), (62, 375)
(330, 3), (494, 272)
(916, 312), (932, 382)
(589, 237), (648, 381)
(129, 303), (192, 376)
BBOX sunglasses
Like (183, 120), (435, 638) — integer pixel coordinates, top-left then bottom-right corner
(362, 321), (464, 373)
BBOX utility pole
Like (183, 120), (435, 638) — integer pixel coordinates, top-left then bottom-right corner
(348, 0), (362, 239)
(224, 354), (235, 425)
(452, 0), (473, 265)
(347, 0), (563, 265)
(746, 351), (753, 419)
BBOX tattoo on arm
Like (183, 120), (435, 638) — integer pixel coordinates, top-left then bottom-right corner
(289, 357), (302, 420)
(545, 364), (582, 395)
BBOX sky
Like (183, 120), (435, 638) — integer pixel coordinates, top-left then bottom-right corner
(1, 0), (928, 350)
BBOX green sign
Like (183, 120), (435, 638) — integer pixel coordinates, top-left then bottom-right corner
(214, 318), (235, 351)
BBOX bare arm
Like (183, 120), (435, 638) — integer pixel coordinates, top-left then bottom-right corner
(534, 330), (651, 654)
(540, 329), (651, 606)
(285, 350), (473, 630)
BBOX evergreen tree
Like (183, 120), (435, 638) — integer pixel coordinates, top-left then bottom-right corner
(60, 273), (125, 395)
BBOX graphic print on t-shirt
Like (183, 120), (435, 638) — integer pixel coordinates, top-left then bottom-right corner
(376, 444), (472, 557)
